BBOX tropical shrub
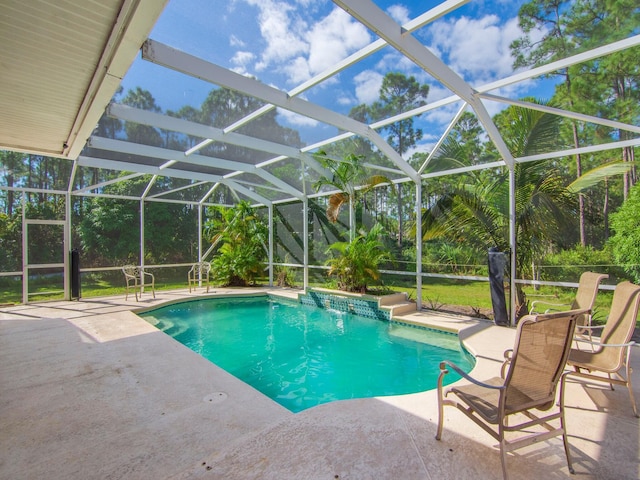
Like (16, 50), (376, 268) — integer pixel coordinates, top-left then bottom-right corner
(539, 245), (621, 282)
(609, 183), (640, 283)
(325, 223), (390, 293)
(204, 201), (268, 286)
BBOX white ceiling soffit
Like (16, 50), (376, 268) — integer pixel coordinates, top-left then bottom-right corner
(0, 0), (168, 159)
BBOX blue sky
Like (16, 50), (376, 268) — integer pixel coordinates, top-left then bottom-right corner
(120, 0), (556, 153)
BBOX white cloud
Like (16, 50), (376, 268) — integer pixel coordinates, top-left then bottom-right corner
(282, 56), (312, 85)
(229, 34), (245, 48)
(427, 15), (523, 85)
(337, 95), (353, 106)
(276, 107), (319, 127)
(245, 0), (308, 71)
(231, 51), (255, 68)
(239, 2), (371, 86)
(387, 5), (410, 25)
(353, 70), (383, 104)
(306, 8), (371, 76)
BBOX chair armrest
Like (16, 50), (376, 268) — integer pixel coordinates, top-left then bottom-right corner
(530, 300), (570, 314)
(439, 361), (505, 390)
(575, 339), (636, 348)
(575, 324), (604, 331)
(142, 271), (154, 280)
(500, 349), (513, 378)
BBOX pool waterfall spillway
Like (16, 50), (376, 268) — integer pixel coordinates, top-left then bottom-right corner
(299, 288), (417, 320)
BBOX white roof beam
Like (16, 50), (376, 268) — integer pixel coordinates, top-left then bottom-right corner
(480, 93), (640, 135)
(480, 34), (640, 93)
(142, 39), (419, 181)
(89, 136), (256, 172)
(422, 161), (506, 180)
(185, 0), (470, 155)
(141, 175), (158, 199)
(107, 102), (327, 179)
(516, 138), (640, 164)
(334, 0), (515, 169)
(418, 103), (469, 175)
(149, 181), (208, 199)
(74, 172), (144, 194)
(78, 155), (223, 182)
(78, 155), (272, 206)
(221, 179), (272, 207)
(88, 136), (303, 199)
(201, 183), (222, 205)
(367, 34), (640, 131)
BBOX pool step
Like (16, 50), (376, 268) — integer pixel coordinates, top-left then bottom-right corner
(386, 301), (417, 316)
(378, 292), (417, 317)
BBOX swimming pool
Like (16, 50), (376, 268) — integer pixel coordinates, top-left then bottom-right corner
(140, 295), (475, 412)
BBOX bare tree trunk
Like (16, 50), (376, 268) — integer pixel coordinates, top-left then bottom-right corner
(603, 177), (609, 241)
(566, 74), (586, 246)
(623, 143), (629, 200)
(397, 183), (403, 248)
(572, 124), (585, 246)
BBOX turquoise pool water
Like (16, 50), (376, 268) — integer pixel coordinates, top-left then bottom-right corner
(140, 296), (475, 412)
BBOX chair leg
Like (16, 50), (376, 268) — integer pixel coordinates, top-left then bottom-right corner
(559, 375), (575, 474)
(499, 436), (509, 480)
(435, 371), (446, 441)
(625, 360), (639, 418)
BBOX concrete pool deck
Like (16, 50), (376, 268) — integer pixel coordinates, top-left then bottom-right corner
(1, 288), (638, 479)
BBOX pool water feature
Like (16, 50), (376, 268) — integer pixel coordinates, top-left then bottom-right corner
(140, 295), (475, 413)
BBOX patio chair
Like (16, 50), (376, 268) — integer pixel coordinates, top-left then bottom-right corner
(530, 271), (608, 347)
(122, 265), (155, 301)
(436, 308), (588, 480)
(188, 261), (211, 293)
(567, 281), (640, 417)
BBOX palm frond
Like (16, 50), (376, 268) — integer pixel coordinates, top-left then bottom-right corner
(568, 161), (636, 192)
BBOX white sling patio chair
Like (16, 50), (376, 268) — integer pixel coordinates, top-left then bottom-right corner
(436, 308), (587, 480)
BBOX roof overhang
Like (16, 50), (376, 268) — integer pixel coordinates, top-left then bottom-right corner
(0, 0), (168, 159)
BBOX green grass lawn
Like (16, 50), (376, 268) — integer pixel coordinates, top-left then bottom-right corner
(0, 274), (626, 327)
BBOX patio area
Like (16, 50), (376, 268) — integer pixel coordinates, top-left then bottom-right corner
(1, 289), (638, 480)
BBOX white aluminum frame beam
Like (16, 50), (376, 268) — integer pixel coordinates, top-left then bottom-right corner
(142, 39), (420, 182)
(480, 93), (640, 135)
(376, 34), (640, 132)
(107, 102), (327, 179)
(334, 0), (515, 169)
(148, 180), (208, 199)
(185, 0), (469, 156)
(77, 155), (272, 206)
(88, 136), (302, 200)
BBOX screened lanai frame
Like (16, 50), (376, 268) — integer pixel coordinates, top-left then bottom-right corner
(1, 0), (640, 324)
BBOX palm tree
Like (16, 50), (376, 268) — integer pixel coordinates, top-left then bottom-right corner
(313, 152), (393, 240)
(325, 223), (390, 293)
(204, 201), (268, 286)
(421, 101), (578, 317)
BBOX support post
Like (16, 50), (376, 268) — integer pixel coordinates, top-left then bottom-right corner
(21, 193), (27, 304)
(303, 198), (309, 291)
(140, 199), (145, 293)
(268, 204), (274, 287)
(198, 203), (203, 262)
(415, 180), (422, 310)
(509, 168), (517, 326)
(65, 191), (71, 300)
